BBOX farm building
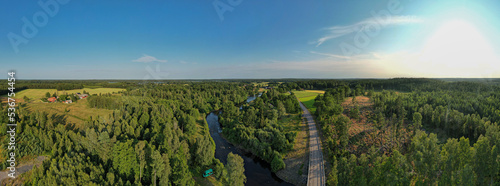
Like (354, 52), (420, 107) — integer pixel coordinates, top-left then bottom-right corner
(48, 97), (57, 103)
(78, 94), (88, 99)
(63, 100), (73, 104)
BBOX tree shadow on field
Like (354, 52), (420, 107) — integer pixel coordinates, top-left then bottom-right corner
(50, 113), (67, 125)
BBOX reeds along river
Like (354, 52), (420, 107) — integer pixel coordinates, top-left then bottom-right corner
(206, 94), (293, 186)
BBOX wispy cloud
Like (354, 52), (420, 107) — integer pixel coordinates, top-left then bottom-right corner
(310, 51), (351, 59)
(315, 15), (423, 46)
(132, 54), (167, 63)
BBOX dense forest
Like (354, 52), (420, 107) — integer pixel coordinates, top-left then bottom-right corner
(2, 78), (500, 185)
(1, 82), (253, 185)
(278, 78), (500, 92)
(306, 79), (500, 185)
(219, 89), (301, 172)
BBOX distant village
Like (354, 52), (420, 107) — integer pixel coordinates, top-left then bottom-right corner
(45, 92), (89, 104)
(263, 86), (274, 89)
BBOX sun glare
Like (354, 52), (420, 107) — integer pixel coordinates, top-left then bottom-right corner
(416, 19), (499, 77)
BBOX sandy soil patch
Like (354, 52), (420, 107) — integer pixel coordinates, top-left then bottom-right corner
(340, 96), (412, 155)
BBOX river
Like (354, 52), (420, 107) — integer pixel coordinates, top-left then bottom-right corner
(206, 94), (293, 186)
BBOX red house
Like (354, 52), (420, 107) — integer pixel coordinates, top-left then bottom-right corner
(78, 94), (88, 99)
(48, 97), (57, 103)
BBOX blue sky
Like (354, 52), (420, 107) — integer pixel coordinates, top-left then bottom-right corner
(1, 0), (500, 79)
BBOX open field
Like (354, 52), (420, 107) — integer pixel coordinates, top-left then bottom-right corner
(2, 88), (122, 127)
(293, 90), (324, 114)
(299, 96), (317, 113)
(252, 82), (269, 87)
(303, 90), (325, 94)
(253, 82), (270, 92)
(9, 88), (125, 102)
(23, 98), (114, 127)
(293, 90), (324, 98)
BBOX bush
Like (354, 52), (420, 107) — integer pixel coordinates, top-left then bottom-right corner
(350, 105), (359, 119)
(212, 159), (226, 180)
(298, 163), (304, 175)
(285, 132), (297, 144)
(271, 151), (285, 172)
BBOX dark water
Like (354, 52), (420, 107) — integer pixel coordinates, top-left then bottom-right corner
(246, 93), (261, 102)
(206, 94), (293, 186)
(240, 93), (262, 109)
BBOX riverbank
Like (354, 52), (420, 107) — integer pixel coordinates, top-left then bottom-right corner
(218, 113), (309, 186)
(206, 112), (292, 185)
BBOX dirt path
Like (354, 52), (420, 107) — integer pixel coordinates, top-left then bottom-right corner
(300, 102), (325, 186)
(0, 156), (46, 184)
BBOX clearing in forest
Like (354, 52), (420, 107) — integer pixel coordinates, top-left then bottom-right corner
(11, 88), (125, 103)
(303, 90), (325, 94)
(293, 90), (324, 113)
(24, 98), (114, 128)
(341, 96), (412, 155)
(1, 89), (122, 128)
(342, 96), (374, 137)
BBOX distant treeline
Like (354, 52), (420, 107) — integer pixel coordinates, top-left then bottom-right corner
(3, 78), (499, 95)
(0, 80), (254, 96)
(278, 78), (500, 93)
(0, 80), (127, 94)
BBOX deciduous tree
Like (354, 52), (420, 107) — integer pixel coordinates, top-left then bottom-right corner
(226, 152), (246, 186)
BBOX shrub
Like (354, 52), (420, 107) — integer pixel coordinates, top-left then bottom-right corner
(271, 151), (285, 172)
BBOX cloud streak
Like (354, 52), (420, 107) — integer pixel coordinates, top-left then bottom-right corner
(316, 15), (423, 46)
(132, 54), (167, 63)
(310, 51), (351, 59)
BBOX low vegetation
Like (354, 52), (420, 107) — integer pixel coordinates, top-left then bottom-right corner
(292, 90), (324, 113)
(275, 113), (309, 185)
(12, 88), (125, 103)
(24, 99), (114, 128)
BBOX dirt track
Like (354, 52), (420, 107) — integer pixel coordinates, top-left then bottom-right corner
(300, 102), (325, 186)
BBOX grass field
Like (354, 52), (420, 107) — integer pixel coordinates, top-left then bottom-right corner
(252, 82), (269, 87)
(11, 88), (125, 102)
(292, 90), (324, 113)
(302, 90), (325, 94)
(23, 98), (114, 128)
